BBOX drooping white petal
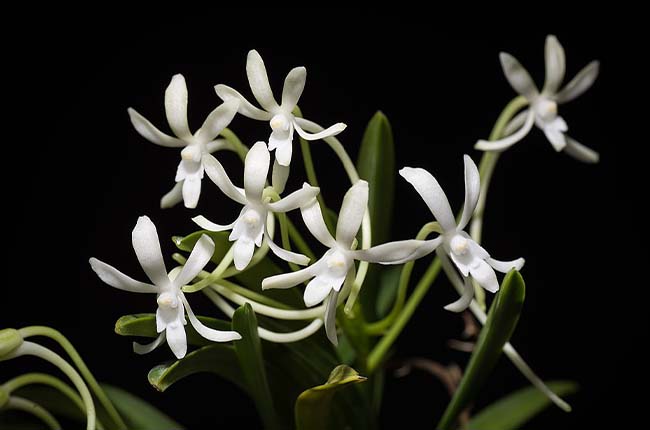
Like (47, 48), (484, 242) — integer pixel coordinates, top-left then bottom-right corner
(89, 258), (159, 293)
(271, 159), (289, 194)
(133, 332), (166, 355)
(457, 155), (481, 231)
(195, 99), (239, 144)
(246, 50), (279, 112)
(399, 167), (456, 232)
(324, 290), (339, 346)
(180, 295), (242, 342)
(475, 109), (535, 152)
(233, 238), (255, 271)
(273, 138), (293, 166)
(160, 182), (184, 209)
(174, 235), (215, 288)
(281, 66), (306, 111)
(542, 117), (568, 151)
(265, 231), (310, 266)
(132, 216), (169, 287)
(563, 136), (600, 163)
(499, 52), (539, 100)
(294, 119), (347, 141)
(470, 259), (500, 293)
(554, 61), (600, 104)
(304, 277), (333, 307)
(350, 237), (442, 265)
(336, 180), (368, 248)
(444, 276), (475, 313)
(202, 154), (247, 205)
(182, 176), (202, 209)
(486, 257), (525, 273)
(542, 35), (566, 95)
(165, 321), (187, 359)
(175, 159), (203, 181)
(164, 74), (192, 139)
(214, 84), (273, 121)
(127, 108), (186, 148)
(206, 139), (230, 154)
(192, 215), (236, 232)
(244, 142), (270, 202)
(503, 109), (530, 136)
(300, 200), (337, 248)
(267, 183), (320, 213)
(261, 263), (319, 290)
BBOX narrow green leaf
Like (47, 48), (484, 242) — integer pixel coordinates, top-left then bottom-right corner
(102, 384), (183, 430)
(375, 265), (403, 318)
(148, 344), (246, 393)
(295, 365), (367, 430)
(172, 230), (230, 265)
(467, 381), (578, 430)
(438, 270), (526, 430)
(232, 304), (282, 430)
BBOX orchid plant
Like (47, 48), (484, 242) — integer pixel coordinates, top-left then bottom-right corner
(1, 35), (600, 430)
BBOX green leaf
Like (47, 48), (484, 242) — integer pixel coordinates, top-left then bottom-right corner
(10, 385), (83, 424)
(295, 365), (367, 430)
(467, 381), (578, 430)
(102, 384), (183, 430)
(437, 270), (526, 430)
(232, 304), (282, 430)
(172, 230), (230, 265)
(375, 265), (402, 318)
(114, 313), (232, 347)
(148, 344), (246, 393)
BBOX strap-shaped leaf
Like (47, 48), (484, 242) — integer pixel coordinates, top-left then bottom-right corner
(437, 270), (526, 430)
(467, 380), (578, 430)
(102, 384), (182, 430)
(295, 365), (367, 430)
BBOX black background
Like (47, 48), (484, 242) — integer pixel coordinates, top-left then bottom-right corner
(2, 10), (638, 429)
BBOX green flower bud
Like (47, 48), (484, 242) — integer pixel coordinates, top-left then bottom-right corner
(0, 328), (23, 357)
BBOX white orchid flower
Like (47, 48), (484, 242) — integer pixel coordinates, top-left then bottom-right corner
(399, 155), (525, 312)
(475, 35), (600, 163)
(262, 180), (434, 344)
(215, 50), (346, 166)
(89, 216), (241, 359)
(128, 74), (240, 208)
(192, 141), (319, 271)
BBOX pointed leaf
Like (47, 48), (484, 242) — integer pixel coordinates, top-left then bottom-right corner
(375, 265), (403, 317)
(172, 230), (230, 264)
(438, 270), (526, 430)
(295, 365), (367, 430)
(232, 304), (282, 430)
(467, 380), (578, 430)
(102, 384), (183, 430)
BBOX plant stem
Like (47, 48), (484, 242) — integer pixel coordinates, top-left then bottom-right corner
(219, 127), (248, 161)
(4, 396), (62, 430)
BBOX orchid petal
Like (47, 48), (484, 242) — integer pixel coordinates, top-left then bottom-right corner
(202, 154), (247, 205)
(304, 277), (332, 307)
(273, 138), (293, 166)
(127, 108), (185, 148)
(324, 290), (339, 346)
(262, 263), (319, 290)
(271, 159), (289, 194)
(174, 235), (215, 288)
(165, 321), (187, 359)
(294, 118), (346, 141)
(470, 259), (499, 293)
(458, 155), (481, 231)
(503, 110), (529, 136)
(399, 167), (456, 232)
(196, 99), (239, 144)
(267, 183), (319, 213)
(542, 117), (568, 152)
(563, 136), (600, 163)
(300, 200), (337, 248)
(499, 52), (539, 100)
(181, 295), (242, 342)
(160, 182), (184, 209)
(132, 216), (169, 287)
(182, 176), (202, 209)
(206, 139), (230, 154)
(214, 84), (272, 121)
(475, 109), (535, 152)
(265, 230), (310, 266)
(486, 257), (525, 273)
(244, 141), (270, 202)
(336, 180), (368, 248)
(192, 215), (236, 232)
(89, 258), (158, 293)
(542, 35), (566, 95)
(444, 276), (475, 313)
(246, 50), (279, 111)
(233, 238), (255, 271)
(164, 74), (192, 139)
(281, 66), (306, 111)
(133, 332), (166, 355)
(350, 237), (442, 264)
(555, 61), (600, 104)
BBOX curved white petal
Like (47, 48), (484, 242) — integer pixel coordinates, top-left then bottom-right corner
(475, 109), (535, 152)
(470, 259), (500, 293)
(133, 332), (166, 355)
(281, 66), (306, 111)
(543, 35), (566, 95)
(304, 277), (333, 307)
(350, 237), (442, 264)
(399, 167), (456, 232)
(192, 215), (236, 232)
(336, 180), (368, 248)
(160, 182), (184, 209)
(181, 295), (242, 342)
(196, 99), (239, 144)
(175, 159), (203, 182)
(165, 321), (187, 359)
(272, 138), (293, 166)
(182, 176), (202, 209)
(300, 200), (337, 248)
(132, 216), (169, 287)
(174, 235), (215, 288)
(499, 52), (539, 100)
(563, 136), (599, 163)
(486, 257), (525, 273)
(244, 141), (270, 202)
(246, 50), (279, 111)
(265, 230), (310, 266)
(294, 118), (346, 141)
(324, 290), (339, 346)
(555, 61), (600, 104)
(89, 258), (158, 293)
(267, 183), (320, 213)
(206, 139), (230, 154)
(261, 263), (319, 290)
(127, 108), (185, 148)
(214, 84), (272, 121)
(444, 276), (475, 313)
(202, 154), (247, 205)
(233, 238), (255, 270)
(271, 159), (289, 194)
(542, 117), (568, 152)
(164, 74), (192, 139)
(458, 155), (481, 231)
(503, 110), (529, 136)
